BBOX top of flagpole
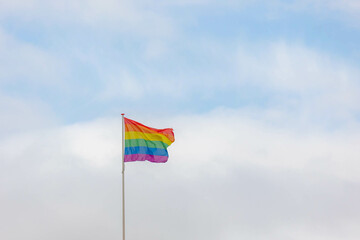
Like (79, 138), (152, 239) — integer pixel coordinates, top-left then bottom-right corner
(121, 113), (125, 116)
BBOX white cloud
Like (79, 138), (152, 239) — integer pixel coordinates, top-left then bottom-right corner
(61, 118), (122, 168)
(0, 93), (57, 138)
(0, 0), (175, 38)
(1, 0), (360, 35)
(0, 29), (67, 85)
(98, 69), (145, 101)
(1, 110), (360, 239)
(261, 0), (360, 23)
(0, 118), (121, 169)
(237, 42), (360, 123)
(304, 0), (360, 16)
(170, 109), (360, 182)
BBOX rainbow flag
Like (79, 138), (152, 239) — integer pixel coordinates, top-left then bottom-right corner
(124, 117), (175, 163)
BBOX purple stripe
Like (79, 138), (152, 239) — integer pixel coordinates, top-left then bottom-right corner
(124, 154), (168, 163)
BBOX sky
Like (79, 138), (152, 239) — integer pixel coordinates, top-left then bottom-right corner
(1, 0), (360, 239)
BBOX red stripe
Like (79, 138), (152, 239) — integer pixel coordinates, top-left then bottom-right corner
(124, 117), (174, 143)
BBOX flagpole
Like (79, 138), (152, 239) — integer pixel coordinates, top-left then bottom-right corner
(121, 113), (125, 240)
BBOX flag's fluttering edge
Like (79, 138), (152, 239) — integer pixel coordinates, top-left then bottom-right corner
(124, 117), (175, 163)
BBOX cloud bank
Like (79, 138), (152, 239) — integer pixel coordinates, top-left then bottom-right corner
(1, 110), (360, 239)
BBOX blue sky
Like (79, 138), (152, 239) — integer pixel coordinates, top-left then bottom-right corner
(1, 0), (360, 124)
(1, 1), (360, 240)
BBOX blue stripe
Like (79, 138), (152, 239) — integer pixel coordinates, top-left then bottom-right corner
(125, 146), (169, 156)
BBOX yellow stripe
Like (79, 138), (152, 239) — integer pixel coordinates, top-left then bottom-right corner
(125, 131), (173, 146)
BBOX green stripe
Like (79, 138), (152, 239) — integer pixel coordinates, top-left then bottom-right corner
(125, 139), (169, 149)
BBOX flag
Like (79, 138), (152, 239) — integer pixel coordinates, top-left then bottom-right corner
(124, 117), (175, 163)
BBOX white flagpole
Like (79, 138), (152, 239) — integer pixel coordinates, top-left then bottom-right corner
(121, 113), (125, 240)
